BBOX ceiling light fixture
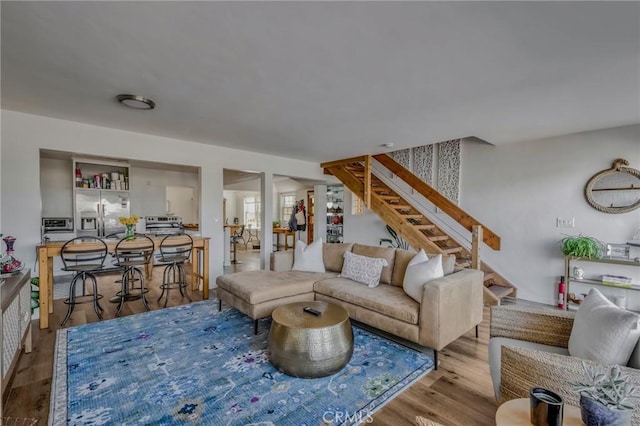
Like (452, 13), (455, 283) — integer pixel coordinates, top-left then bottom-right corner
(116, 94), (156, 110)
(381, 143), (394, 148)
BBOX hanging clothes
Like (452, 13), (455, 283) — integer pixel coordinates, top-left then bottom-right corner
(288, 200), (307, 231)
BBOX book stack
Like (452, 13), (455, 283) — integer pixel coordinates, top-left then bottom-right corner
(601, 274), (632, 288)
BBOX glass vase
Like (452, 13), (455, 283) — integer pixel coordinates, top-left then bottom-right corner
(125, 224), (135, 240)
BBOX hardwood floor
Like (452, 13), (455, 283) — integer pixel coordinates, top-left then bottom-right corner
(4, 249), (498, 425)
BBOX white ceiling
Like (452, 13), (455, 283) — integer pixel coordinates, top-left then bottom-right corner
(2, 2), (639, 163)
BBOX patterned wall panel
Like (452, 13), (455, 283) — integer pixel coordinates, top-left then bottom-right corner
(412, 145), (434, 185)
(390, 149), (411, 170)
(436, 140), (461, 204)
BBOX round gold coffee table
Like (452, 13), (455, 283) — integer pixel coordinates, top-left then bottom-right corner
(268, 301), (353, 378)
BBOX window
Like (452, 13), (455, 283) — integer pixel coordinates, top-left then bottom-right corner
(243, 196), (261, 228)
(281, 193), (296, 225)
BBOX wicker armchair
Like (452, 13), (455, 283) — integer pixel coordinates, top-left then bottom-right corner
(489, 304), (640, 424)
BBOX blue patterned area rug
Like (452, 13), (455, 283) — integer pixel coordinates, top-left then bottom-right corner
(50, 300), (433, 425)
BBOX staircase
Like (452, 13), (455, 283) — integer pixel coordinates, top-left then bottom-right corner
(321, 154), (516, 305)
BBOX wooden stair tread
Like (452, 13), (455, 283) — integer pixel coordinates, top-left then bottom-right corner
(401, 214), (424, 219)
(486, 285), (514, 299)
(378, 195), (401, 200)
(390, 204), (412, 210)
(442, 246), (464, 254)
(483, 271), (496, 282)
(413, 224), (436, 230)
(428, 235), (450, 242)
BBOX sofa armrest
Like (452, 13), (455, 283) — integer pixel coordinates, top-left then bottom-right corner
(418, 268), (484, 351)
(500, 346), (640, 423)
(270, 251), (294, 271)
(490, 304), (575, 348)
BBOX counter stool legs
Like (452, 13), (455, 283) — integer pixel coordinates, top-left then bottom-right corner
(61, 272), (103, 327)
(158, 262), (191, 308)
(115, 266), (149, 316)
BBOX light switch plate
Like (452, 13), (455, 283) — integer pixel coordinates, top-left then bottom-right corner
(556, 217), (575, 228)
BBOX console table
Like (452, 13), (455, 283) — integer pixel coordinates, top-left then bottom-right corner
(0, 270), (32, 418)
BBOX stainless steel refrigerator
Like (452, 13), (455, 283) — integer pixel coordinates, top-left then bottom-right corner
(75, 189), (130, 237)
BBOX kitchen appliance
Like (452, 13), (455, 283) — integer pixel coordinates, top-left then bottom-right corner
(41, 217), (76, 242)
(145, 216), (183, 235)
(75, 189), (130, 237)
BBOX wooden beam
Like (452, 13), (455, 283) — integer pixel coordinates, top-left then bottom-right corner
(320, 156), (367, 170)
(364, 155), (371, 208)
(373, 154), (501, 251)
(472, 225), (482, 270)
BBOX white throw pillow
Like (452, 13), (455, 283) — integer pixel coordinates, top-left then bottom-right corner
(340, 251), (388, 288)
(408, 249), (429, 267)
(291, 238), (325, 273)
(403, 254), (444, 302)
(568, 288), (640, 365)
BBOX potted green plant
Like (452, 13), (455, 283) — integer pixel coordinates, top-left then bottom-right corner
(572, 361), (640, 425)
(272, 220), (280, 228)
(560, 234), (605, 259)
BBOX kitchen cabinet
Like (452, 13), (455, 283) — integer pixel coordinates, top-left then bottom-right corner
(0, 270), (32, 418)
(326, 185), (344, 244)
(564, 256), (640, 311)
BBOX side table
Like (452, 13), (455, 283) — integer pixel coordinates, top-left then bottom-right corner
(496, 398), (583, 425)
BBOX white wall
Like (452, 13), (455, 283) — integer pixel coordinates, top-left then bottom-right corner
(1, 110), (327, 284)
(461, 125), (640, 307)
(130, 166), (199, 219)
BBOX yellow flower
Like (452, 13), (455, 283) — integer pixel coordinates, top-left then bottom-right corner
(118, 216), (139, 226)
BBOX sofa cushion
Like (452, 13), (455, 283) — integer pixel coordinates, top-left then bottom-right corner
(216, 270), (337, 304)
(568, 288), (640, 365)
(441, 255), (456, 276)
(403, 254), (444, 302)
(323, 243), (353, 272)
(391, 249), (416, 287)
(352, 244), (396, 284)
(340, 251), (388, 288)
(292, 238), (325, 273)
(314, 277), (419, 324)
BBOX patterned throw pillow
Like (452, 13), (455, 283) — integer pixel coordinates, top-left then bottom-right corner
(340, 251), (389, 288)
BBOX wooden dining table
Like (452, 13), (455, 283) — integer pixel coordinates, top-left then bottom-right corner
(36, 235), (210, 329)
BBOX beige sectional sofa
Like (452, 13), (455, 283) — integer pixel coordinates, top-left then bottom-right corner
(216, 243), (484, 367)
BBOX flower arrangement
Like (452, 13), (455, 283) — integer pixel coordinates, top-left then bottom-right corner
(118, 216), (139, 226)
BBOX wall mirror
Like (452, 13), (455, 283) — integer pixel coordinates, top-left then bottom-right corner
(585, 159), (640, 214)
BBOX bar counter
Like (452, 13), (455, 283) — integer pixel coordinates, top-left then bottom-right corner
(37, 235), (210, 329)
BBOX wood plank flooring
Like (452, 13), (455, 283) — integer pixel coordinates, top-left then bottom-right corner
(4, 247), (498, 425)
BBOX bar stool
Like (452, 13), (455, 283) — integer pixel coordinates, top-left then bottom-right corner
(60, 236), (108, 326)
(157, 234), (193, 307)
(245, 224), (260, 249)
(230, 225), (245, 264)
(113, 234), (154, 316)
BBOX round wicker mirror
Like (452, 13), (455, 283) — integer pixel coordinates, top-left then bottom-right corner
(585, 159), (640, 214)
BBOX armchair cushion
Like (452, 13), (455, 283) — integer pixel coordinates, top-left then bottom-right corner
(488, 337), (569, 399)
(568, 288), (640, 365)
